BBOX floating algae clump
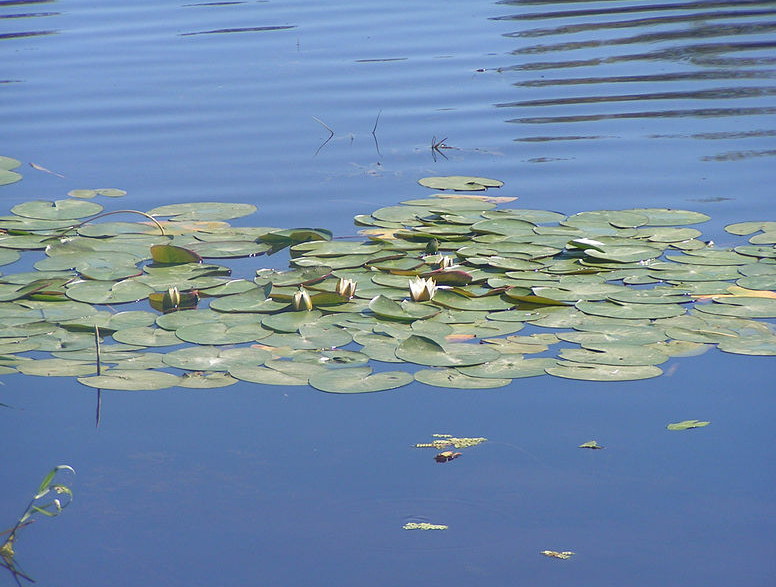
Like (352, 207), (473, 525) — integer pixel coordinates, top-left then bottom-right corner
(403, 522), (448, 531)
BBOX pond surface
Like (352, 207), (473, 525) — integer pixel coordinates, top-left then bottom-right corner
(2, 1), (775, 586)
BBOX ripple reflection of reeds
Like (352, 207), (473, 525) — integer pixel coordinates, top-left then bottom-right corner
(0, 0), (58, 42)
(493, 0), (776, 152)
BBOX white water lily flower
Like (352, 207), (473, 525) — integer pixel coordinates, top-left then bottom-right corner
(409, 276), (437, 302)
(292, 287), (313, 311)
(336, 277), (357, 299)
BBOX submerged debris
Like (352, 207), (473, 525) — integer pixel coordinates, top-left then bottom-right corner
(434, 451), (462, 463)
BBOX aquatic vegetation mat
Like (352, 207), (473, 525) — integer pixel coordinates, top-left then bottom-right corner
(0, 178), (775, 392)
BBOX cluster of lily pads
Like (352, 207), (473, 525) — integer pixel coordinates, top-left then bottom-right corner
(0, 174), (775, 393)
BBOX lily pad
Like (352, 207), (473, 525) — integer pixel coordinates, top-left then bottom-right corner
(457, 356), (556, 379)
(78, 369), (181, 390)
(18, 358), (97, 377)
(418, 176), (503, 191)
(177, 371), (238, 388)
(228, 365), (308, 386)
(559, 344), (668, 366)
(162, 346), (271, 371)
(395, 335), (500, 367)
(148, 202), (258, 221)
(667, 419), (710, 430)
(576, 300), (686, 320)
(11, 199), (103, 220)
(415, 368), (511, 388)
(308, 367), (414, 393)
(369, 295), (440, 322)
(112, 326), (182, 347)
(0, 156), (22, 185)
(65, 280), (155, 305)
(546, 362), (663, 381)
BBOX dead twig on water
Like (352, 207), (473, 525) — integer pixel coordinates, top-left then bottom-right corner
(431, 136), (453, 161)
(372, 110), (382, 157)
(313, 116), (334, 156)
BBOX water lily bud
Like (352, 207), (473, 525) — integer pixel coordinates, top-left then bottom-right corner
(438, 255), (454, 269)
(409, 276), (437, 302)
(292, 287), (313, 311)
(162, 286), (181, 311)
(336, 277), (357, 299)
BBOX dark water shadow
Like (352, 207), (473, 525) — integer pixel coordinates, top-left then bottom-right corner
(179, 24), (296, 36)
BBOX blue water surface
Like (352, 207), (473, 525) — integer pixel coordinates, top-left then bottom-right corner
(2, 1), (775, 586)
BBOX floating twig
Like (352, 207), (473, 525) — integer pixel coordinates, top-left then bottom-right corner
(313, 116), (335, 156)
(372, 110), (382, 157)
(29, 162), (66, 178)
(431, 136), (449, 161)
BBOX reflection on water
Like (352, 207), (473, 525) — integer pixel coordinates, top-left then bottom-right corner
(494, 0), (776, 157)
(179, 25), (297, 37)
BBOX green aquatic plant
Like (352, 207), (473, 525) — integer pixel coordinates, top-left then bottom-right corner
(0, 157), (22, 186)
(667, 419), (710, 431)
(1, 465), (75, 585)
(0, 174), (774, 393)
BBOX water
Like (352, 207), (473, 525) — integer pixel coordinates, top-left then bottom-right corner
(2, 1), (775, 585)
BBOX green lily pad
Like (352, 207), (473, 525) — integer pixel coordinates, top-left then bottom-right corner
(148, 202), (258, 221)
(262, 310), (323, 333)
(457, 356), (556, 379)
(209, 288), (287, 313)
(418, 176), (503, 191)
(111, 352), (168, 370)
(718, 336), (776, 355)
(11, 199), (103, 220)
(18, 358), (97, 377)
(559, 344), (668, 366)
(414, 368), (511, 388)
(369, 295), (440, 322)
(563, 210), (649, 229)
(228, 365), (308, 386)
(0, 249), (22, 267)
(666, 420), (710, 431)
(65, 280), (155, 305)
(622, 208), (710, 226)
(694, 297), (776, 318)
(431, 289), (514, 311)
(162, 346), (271, 371)
(546, 362), (663, 381)
(175, 321), (270, 345)
(395, 335), (500, 367)
(0, 156), (22, 185)
(725, 221), (776, 236)
(112, 326), (182, 347)
(68, 188), (127, 199)
(178, 371), (238, 388)
(308, 367), (414, 393)
(150, 244), (203, 264)
(188, 240), (271, 258)
(576, 300), (686, 320)
(78, 369), (181, 390)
